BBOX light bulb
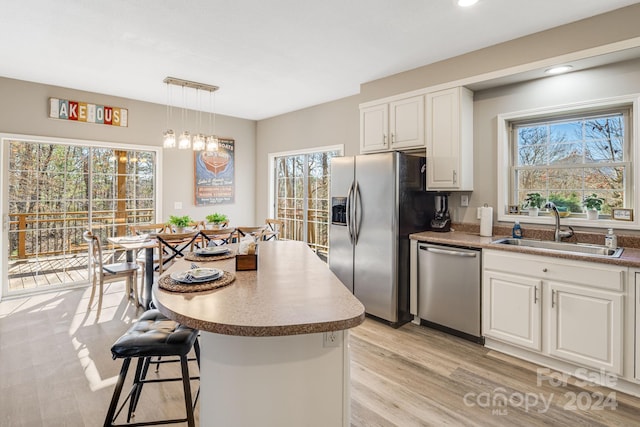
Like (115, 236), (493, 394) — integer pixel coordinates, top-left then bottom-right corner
(193, 133), (206, 151)
(163, 130), (176, 148)
(206, 135), (219, 152)
(178, 131), (192, 149)
(545, 65), (573, 75)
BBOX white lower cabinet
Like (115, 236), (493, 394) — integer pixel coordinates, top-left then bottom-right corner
(547, 281), (623, 374)
(483, 250), (625, 375)
(483, 270), (541, 351)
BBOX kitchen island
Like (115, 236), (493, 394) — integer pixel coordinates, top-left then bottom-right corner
(153, 240), (365, 427)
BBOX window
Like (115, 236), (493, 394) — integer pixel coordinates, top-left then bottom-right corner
(269, 145), (343, 257)
(498, 96), (638, 226)
(3, 135), (159, 296)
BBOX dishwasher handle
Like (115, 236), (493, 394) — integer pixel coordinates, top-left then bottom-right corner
(419, 245), (478, 258)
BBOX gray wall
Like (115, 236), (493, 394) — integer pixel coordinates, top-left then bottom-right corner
(255, 95), (360, 221)
(0, 77), (257, 226)
(4, 4), (640, 230)
(359, 3), (640, 102)
(254, 4), (640, 229)
(462, 57), (640, 225)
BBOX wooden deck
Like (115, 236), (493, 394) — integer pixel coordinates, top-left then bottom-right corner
(7, 250), (127, 293)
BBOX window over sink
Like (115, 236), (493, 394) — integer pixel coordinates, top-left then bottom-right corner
(497, 95), (640, 228)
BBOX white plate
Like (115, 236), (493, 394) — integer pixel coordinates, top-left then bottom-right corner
(170, 268), (222, 283)
(195, 246), (230, 256)
(119, 234), (150, 242)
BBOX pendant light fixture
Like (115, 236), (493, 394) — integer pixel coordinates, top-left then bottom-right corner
(162, 82), (176, 148)
(162, 77), (219, 151)
(177, 85), (192, 150)
(206, 87), (219, 152)
(192, 88), (206, 151)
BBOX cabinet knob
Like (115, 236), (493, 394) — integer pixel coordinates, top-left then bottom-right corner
(542, 268), (548, 272)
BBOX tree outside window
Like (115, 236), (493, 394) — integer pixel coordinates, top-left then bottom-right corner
(511, 109), (630, 216)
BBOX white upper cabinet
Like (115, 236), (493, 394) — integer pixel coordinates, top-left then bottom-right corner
(360, 95), (425, 153)
(389, 96), (425, 149)
(425, 87), (474, 191)
(360, 103), (389, 152)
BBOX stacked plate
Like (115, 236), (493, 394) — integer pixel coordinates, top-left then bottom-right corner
(120, 234), (150, 242)
(195, 246), (230, 256)
(171, 267), (223, 283)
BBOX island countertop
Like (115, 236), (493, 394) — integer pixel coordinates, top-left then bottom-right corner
(153, 240), (365, 337)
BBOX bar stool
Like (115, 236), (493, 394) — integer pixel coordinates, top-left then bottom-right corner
(104, 309), (200, 427)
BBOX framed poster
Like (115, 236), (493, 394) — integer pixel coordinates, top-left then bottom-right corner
(194, 138), (235, 205)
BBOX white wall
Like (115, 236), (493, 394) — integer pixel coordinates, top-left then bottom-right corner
(0, 77), (257, 226)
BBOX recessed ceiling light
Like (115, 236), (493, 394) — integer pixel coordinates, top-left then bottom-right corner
(458, 0), (479, 7)
(545, 65), (573, 75)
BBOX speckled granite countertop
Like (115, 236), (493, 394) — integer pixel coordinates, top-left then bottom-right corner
(410, 224), (640, 268)
(153, 240), (365, 337)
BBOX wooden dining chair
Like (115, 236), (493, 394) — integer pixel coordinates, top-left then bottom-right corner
(155, 230), (200, 267)
(131, 224), (167, 274)
(263, 219), (284, 241)
(83, 230), (139, 318)
(236, 226), (267, 241)
(200, 225), (236, 247)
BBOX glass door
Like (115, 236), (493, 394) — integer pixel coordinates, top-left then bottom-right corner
(2, 135), (159, 297)
(272, 146), (341, 258)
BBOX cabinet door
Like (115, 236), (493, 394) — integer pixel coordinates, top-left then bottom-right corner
(426, 87), (473, 190)
(548, 282), (623, 375)
(389, 95), (424, 149)
(426, 88), (460, 188)
(360, 104), (389, 153)
(636, 273), (640, 381)
(483, 270), (542, 351)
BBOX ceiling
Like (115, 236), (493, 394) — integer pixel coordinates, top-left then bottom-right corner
(1, 0), (639, 121)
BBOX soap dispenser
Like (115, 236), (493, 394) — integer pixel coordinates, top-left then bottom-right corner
(512, 221), (522, 239)
(605, 228), (617, 249)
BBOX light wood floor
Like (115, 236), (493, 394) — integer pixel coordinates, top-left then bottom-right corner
(2, 285), (640, 426)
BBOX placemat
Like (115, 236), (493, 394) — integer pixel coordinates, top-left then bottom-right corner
(158, 270), (235, 293)
(184, 249), (236, 262)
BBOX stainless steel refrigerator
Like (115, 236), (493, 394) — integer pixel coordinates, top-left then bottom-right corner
(329, 152), (431, 325)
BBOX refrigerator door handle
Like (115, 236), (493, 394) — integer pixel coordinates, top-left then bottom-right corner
(346, 182), (355, 244)
(353, 180), (362, 244)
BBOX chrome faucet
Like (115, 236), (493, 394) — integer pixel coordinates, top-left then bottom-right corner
(544, 201), (574, 242)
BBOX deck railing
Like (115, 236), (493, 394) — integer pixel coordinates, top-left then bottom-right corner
(8, 209), (155, 260)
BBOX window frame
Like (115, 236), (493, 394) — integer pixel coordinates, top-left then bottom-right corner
(497, 94), (640, 229)
(1, 132), (163, 298)
(267, 144), (344, 252)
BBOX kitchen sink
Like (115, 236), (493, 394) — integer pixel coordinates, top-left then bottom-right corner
(491, 238), (624, 258)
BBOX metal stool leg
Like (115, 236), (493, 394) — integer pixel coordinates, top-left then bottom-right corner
(127, 358), (146, 422)
(180, 355), (196, 427)
(104, 358), (131, 427)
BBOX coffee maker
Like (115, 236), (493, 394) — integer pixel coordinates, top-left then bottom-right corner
(430, 192), (451, 232)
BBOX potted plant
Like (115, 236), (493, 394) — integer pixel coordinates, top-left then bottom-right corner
(583, 193), (604, 220)
(206, 213), (229, 229)
(168, 215), (193, 233)
(524, 192), (543, 217)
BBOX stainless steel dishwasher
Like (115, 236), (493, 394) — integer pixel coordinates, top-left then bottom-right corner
(418, 242), (483, 343)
